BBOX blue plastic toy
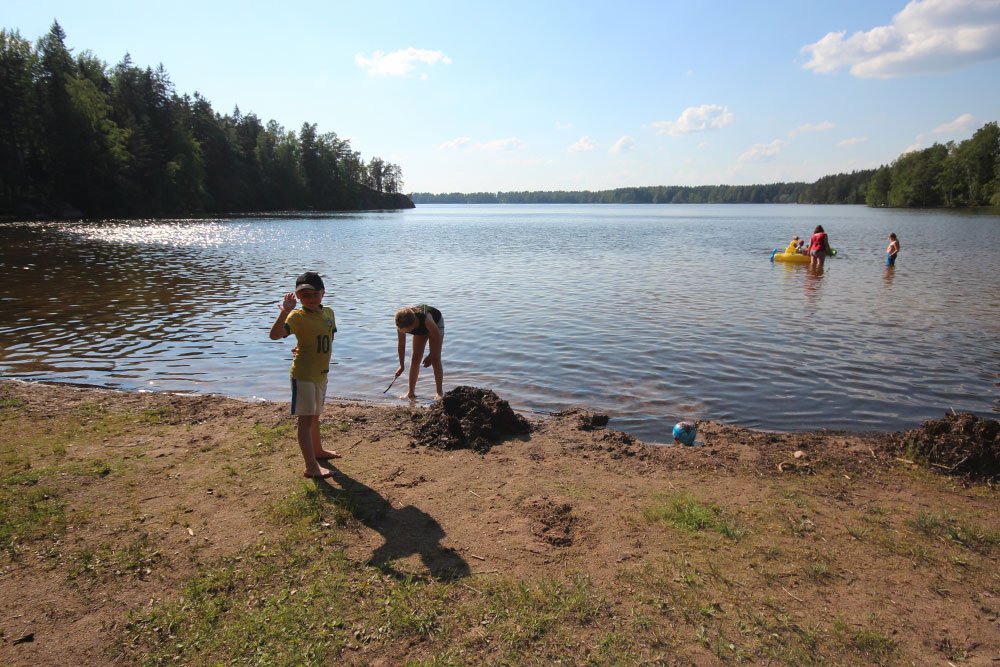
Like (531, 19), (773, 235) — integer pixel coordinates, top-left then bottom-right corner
(672, 421), (697, 446)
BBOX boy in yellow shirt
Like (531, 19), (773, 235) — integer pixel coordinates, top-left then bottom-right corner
(269, 271), (339, 478)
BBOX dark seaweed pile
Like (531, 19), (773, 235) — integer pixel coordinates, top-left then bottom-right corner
(411, 386), (530, 453)
(900, 412), (999, 481)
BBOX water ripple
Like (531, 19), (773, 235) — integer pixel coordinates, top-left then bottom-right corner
(1, 205), (998, 441)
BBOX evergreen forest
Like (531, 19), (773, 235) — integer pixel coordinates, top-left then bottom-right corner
(412, 121), (1000, 208)
(0, 23), (411, 218)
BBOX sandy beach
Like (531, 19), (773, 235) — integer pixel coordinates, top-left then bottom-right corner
(0, 380), (997, 665)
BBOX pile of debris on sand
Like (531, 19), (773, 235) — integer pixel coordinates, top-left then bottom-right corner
(897, 412), (999, 481)
(411, 386), (531, 453)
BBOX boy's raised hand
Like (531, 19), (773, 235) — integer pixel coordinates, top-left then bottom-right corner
(279, 292), (297, 313)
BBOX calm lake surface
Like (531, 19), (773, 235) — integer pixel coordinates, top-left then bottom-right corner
(1, 204), (997, 443)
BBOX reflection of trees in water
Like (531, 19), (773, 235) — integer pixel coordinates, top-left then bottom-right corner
(319, 467), (471, 582)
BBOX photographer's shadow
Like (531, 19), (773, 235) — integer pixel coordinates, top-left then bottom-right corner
(318, 467), (471, 582)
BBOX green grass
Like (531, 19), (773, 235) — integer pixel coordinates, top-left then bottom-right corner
(123, 524), (611, 666)
(0, 468), (66, 553)
(69, 534), (161, 583)
(643, 493), (746, 540)
(0, 386), (25, 414)
(908, 511), (1000, 554)
(251, 422), (293, 454)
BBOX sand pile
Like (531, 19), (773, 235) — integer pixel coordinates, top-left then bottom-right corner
(411, 386), (531, 452)
(900, 412), (999, 481)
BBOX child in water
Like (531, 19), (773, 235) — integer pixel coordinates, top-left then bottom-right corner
(393, 305), (445, 400)
(886, 233), (900, 266)
(784, 236), (800, 254)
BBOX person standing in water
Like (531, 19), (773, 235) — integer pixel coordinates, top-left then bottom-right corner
(393, 305), (444, 400)
(808, 225), (831, 269)
(886, 233), (900, 266)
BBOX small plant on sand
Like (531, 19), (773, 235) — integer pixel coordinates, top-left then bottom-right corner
(643, 493), (746, 540)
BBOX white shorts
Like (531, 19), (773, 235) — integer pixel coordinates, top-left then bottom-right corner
(290, 378), (328, 416)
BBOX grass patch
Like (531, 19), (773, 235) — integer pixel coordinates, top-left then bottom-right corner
(251, 422), (293, 454)
(69, 533), (161, 583)
(140, 406), (171, 424)
(0, 386), (25, 414)
(643, 493), (746, 540)
(0, 468), (66, 553)
(908, 511), (1000, 554)
(271, 482), (356, 530)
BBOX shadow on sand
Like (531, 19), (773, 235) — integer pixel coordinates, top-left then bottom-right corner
(313, 466), (471, 582)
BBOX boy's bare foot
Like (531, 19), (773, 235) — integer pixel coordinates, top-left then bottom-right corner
(303, 470), (332, 479)
(399, 392), (416, 400)
(315, 450), (341, 460)
(434, 393), (443, 401)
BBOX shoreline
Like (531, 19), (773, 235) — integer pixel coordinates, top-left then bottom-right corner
(4, 378), (924, 443)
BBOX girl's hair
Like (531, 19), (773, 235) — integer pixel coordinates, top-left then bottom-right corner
(394, 307), (417, 330)
(814, 225), (825, 233)
(889, 233), (897, 240)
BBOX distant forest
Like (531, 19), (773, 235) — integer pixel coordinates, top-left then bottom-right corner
(412, 120), (1000, 208)
(0, 23), (411, 218)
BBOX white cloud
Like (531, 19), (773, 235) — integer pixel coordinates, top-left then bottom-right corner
(355, 47), (452, 77)
(697, 141), (711, 149)
(609, 135), (635, 154)
(738, 139), (789, 163)
(802, 0), (1000, 78)
(651, 104), (734, 136)
(933, 113), (975, 133)
(438, 136), (527, 152)
(478, 138), (527, 152)
(438, 137), (473, 151)
(789, 121), (836, 136)
(837, 136), (869, 147)
(568, 136), (595, 153)
(555, 121), (573, 130)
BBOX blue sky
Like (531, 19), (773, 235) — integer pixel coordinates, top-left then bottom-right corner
(6, 0), (1000, 193)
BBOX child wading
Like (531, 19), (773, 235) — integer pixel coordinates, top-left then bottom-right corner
(269, 271), (340, 478)
(393, 304), (445, 401)
(886, 233), (900, 266)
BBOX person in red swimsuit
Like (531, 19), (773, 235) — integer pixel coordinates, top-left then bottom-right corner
(808, 225), (830, 269)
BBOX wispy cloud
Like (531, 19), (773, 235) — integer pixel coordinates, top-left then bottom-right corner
(555, 121), (574, 130)
(609, 135), (635, 154)
(437, 137), (473, 151)
(837, 136), (869, 147)
(568, 136), (595, 153)
(438, 137), (526, 152)
(802, 0), (1000, 78)
(651, 104), (734, 136)
(789, 121), (836, 137)
(479, 138), (527, 152)
(738, 139), (789, 163)
(355, 47), (452, 77)
(933, 113), (974, 133)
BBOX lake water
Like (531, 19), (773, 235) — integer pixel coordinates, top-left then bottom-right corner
(1, 204), (997, 443)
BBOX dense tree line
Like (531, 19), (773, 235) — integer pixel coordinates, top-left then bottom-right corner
(414, 121), (1000, 209)
(411, 179), (861, 205)
(865, 122), (1000, 207)
(0, 23), (411, 218)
